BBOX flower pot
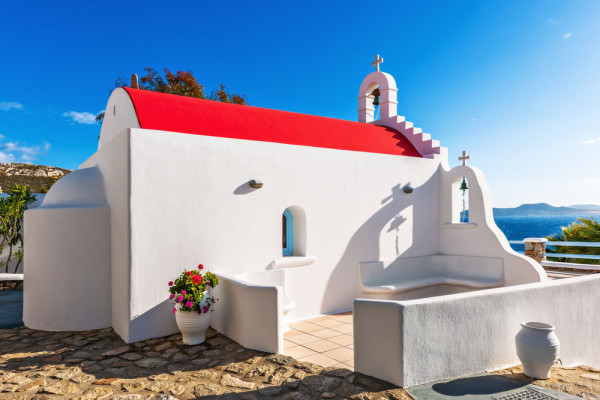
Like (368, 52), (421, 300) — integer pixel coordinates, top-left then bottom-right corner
(175, 306), (212, 345)
(515, 322), (560, 379)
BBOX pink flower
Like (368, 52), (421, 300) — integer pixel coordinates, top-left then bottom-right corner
(198, 264), (204, 270)
(169, 294), (174, 300)
(172, 307), (177, 314)
(168, 281), (173, 286)
(177, 295), (183, 302)
(182, 290), (187, 295)
(185, 301), (193, 308)
(202, 305), (209, 313)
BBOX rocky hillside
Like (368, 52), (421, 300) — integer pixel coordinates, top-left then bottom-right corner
(0, 163), (72, 193)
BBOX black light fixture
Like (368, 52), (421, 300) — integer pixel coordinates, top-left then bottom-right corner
(249, 179), (263, 188)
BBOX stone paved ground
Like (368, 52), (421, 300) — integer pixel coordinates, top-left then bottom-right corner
(494, 365), (600, 399)
(0, 326), (411, 400)
(2, 325), (600, 400)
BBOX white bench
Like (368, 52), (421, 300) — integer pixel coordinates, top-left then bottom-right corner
(359, 255), (505, 295)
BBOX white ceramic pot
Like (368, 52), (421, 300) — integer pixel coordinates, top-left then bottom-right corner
(175, 292), (212, 345)
(515, 321), (560, 379)
(175, 307), (212, 345)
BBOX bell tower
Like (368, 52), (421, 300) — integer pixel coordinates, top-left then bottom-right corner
(358, 55), (398, 123)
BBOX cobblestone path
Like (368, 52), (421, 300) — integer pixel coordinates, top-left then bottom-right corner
(0, 326), (411, 400)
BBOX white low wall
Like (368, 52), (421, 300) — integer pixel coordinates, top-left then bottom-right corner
(211, 273), (283, 354)
(354, 274), (600, 387)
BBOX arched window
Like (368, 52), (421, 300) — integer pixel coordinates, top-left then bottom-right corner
(282, 209), (294, 256)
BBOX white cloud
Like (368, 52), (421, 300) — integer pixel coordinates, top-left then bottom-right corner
(563, 33), (572, 39)
(581, 177), (600, 184)
(0, 102), (23, 111)
(583, 137), (600, 144)
(0, 137), (50, 163)
(0, 151), (15, 163)
(546, 18), (561, 24)
(62, 111), (98, 125)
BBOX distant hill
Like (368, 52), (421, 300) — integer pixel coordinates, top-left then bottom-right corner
(569, 204), (600, 211)
(493, 203), (600, 217)
(0, 163), (72, 193)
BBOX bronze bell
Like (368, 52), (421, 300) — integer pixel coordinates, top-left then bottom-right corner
(460, 177), (468, 191)
(371, 88), (381, 106)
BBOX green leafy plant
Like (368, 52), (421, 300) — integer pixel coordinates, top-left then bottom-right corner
(546, 217), (600, 265)
(0, 184), (36, 273)
(96, 68), (247, 122)
(168, 264), (219, 314)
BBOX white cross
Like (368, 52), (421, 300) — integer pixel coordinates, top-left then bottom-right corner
(372, 54), (383, 71)
(458, 150), (471, 166)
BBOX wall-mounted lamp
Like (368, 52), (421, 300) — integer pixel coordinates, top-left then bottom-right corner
(249, 179), (263, 189)
(403, 185), (414, 194)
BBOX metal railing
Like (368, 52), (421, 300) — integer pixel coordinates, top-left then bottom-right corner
(508, 240), (600, 271)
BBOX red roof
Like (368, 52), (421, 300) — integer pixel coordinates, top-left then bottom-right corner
(123, 88), (422, 158)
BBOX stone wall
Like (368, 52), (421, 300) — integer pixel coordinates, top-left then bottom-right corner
(524, 238), (547, 264)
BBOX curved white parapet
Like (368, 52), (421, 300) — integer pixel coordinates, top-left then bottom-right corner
(439, 165), (547, 285)
(41, 166), (108, 209)
(23, 164), (111, 332)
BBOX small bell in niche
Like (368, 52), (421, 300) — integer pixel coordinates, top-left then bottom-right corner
(371, 88), (381, 106)
(460, 177), (468, 191)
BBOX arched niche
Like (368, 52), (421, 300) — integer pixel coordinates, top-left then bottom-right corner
(282, 205), (306, 257)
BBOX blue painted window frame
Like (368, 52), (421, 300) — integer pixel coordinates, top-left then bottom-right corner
(283, 209), (294, 256)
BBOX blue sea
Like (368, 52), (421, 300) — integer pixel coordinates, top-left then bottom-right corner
(495, 215), (599, 253)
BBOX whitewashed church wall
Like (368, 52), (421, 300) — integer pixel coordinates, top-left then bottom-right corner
(438, 165), (546, 285)
(125, 128), (441, 340)
(80, 130), (132, 340)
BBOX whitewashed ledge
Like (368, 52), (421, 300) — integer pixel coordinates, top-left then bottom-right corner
(443, 222), (477, 229)
(269, 256), (316, 269)
(0, 273), (24, 281)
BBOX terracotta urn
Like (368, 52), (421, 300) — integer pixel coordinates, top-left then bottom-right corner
(515, 322), (560, 379)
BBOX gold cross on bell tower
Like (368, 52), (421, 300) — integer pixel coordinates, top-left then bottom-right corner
(371, 54), (383, 71)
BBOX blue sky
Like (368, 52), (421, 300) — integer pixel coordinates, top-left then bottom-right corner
(1, 0), (598, 207)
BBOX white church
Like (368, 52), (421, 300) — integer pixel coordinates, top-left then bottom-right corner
(24, 57), (600, 387)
